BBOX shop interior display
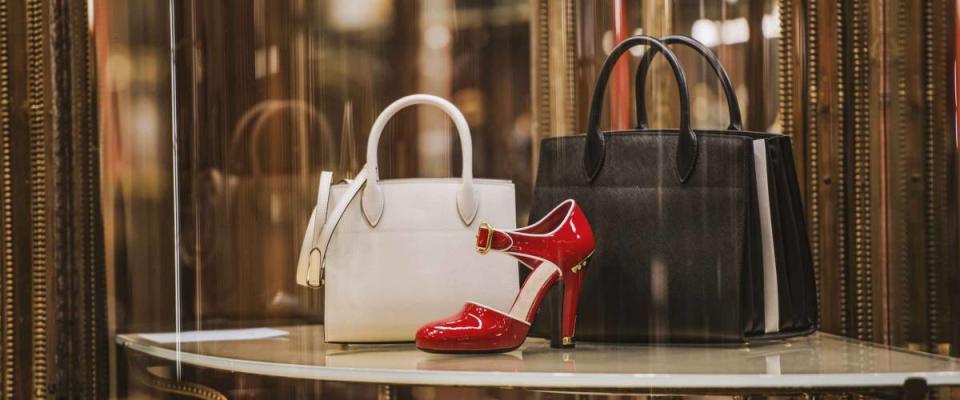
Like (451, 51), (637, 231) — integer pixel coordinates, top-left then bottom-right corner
(0, 0), (956, 398)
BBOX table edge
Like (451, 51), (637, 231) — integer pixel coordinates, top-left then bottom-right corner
(116, 334), (960, 389)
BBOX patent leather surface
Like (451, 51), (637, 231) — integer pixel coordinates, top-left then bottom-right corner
(416, 200), (596, 353)
(416, 303), (531, 353)
(477, 202), (595, 275)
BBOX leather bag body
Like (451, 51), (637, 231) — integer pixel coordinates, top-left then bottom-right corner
(529, 36), (816, 343)
(296, 94), (518, 343)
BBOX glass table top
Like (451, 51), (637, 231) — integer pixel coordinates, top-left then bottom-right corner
(117, 325), (960, 390)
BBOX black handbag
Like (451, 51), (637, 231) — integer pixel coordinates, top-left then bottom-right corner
(529, 35), (816, 343)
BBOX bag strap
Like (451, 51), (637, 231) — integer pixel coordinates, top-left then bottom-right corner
(295, 170), (333, 287)
(584, 35), (696, 183)
(297, 166), (369, 288)
(311, 171), (334, 242)
(635, 35), (742, 131)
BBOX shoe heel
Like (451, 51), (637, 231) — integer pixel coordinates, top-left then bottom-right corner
(554, 254), (591, 349)
(548, 280), (567, 348)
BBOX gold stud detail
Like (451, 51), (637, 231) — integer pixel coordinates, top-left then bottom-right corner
(571, 260), (585, 273)
(570, 252), (593, 273)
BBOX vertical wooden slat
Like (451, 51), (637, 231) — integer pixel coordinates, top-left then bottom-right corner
(834, 0), (850, 339)
(921, 0), (954, 354)
(530, 0), (551, 169)
(790, 0), (958, 352)
(923, 0), (938, 350)
(778, 0), (795, 137)
(746, 0), (766, 131)
(886, 0), (925, 348)
(547, 0), (577, 138)
(804, 0), (851, 337)
(868, 0), (890, 344)
(804, 0), (823, 328)
(530, 0), (579, 184)
(530, 0), (551, 176)
(25, 0), (48, 396)
(0, 0), (12, 396)
(642, 1), (673, 129)
(610, 0), (629, 131)
(850, 0), (875, 343)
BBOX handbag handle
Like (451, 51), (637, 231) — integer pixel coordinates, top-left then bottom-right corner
(361, 94), (478, 227)
(584, 35), (697, 183)
(635, 35), (742, 131)
(230, 100), (336, 176)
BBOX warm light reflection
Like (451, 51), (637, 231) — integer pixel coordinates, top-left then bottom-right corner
(762, 10), (781, 39)
(691, 12), (780, 48)
(424, 24), (451, 49)
(720, 18), (750, 45)
(691, 19), (720, 47)
(326, 0), (392, 30)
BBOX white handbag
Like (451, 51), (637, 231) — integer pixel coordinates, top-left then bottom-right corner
(296, 94), (518, 343)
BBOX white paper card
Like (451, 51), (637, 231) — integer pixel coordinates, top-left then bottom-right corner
(139, 328), (289, 344)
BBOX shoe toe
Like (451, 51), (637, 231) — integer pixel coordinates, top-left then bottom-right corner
(415, 303), (527, 353)
(415, 322), (449, 343)
(415, 311), (474, 349)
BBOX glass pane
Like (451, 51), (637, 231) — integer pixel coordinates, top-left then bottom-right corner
(99, 0), (790, 397)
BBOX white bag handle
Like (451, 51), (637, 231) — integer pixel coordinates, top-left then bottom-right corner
(361, 94), (479, 226)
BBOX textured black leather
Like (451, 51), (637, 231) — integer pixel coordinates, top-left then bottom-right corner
(529, 36), (816, 343)
(584, 36), (697, 183)
(635, 35), (742, 131)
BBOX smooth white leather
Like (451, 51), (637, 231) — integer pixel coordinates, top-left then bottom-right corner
(296, 95), (518, 343)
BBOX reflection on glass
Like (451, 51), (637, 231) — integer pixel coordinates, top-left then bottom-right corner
(99, 0), (786, 397)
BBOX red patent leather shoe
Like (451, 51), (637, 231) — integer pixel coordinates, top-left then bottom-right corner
(416, 199), (595, 353)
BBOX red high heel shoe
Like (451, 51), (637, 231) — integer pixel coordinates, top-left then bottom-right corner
(416, 199), (595, 353)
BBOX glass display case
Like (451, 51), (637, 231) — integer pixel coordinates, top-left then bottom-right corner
(0, 0), (945, 398)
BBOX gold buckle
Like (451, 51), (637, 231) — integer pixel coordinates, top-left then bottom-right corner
(477, 222), (494, 255)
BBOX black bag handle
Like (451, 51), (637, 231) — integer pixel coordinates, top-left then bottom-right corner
(635, 35), (742, 131)
(584, 35), (697, 183)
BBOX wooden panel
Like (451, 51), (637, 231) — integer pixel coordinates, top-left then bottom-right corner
(0, 0), (108, 397)
(786, 0), (958, 356)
